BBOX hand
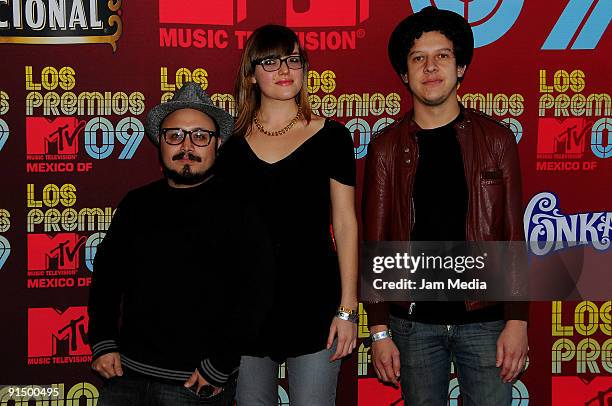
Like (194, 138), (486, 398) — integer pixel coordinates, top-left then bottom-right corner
(92, 352), (123, 379)
(370, 326), (400, 385)
(496, 320), (528, 383)
(327, 317), (357, 361)
(184, 370), (223, 396)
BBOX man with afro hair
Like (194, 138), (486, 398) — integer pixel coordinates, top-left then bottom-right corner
(363, 7), (528, 405)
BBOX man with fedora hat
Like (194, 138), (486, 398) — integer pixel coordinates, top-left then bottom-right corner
(88, 82), (272, 405)
(362, 7), (528, 405)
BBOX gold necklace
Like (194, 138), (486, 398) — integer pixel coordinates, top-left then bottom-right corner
(253, 107), (302, 137)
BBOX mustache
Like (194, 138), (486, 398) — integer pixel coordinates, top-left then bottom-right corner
(172, 152), (202, 162)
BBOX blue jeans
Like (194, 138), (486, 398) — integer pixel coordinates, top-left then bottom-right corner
(97, 370), (237, 406)
(235, 343), (341, 406)
(390, 316), (512, 406)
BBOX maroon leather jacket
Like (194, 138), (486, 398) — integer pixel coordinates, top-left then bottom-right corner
(362, 108), (529, 325)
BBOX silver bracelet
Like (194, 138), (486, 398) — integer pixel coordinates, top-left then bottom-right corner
(335, 310), (358, 324)
(370, 329), (392, 342)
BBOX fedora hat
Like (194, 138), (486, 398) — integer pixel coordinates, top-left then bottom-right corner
(145, 82), (233, 146)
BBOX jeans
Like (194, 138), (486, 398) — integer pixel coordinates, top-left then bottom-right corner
(390, 316), (512, 406)
(235, 343), (341, 406)
(97, 370), (237, 406)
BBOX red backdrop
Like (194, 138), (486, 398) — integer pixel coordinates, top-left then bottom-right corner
(0, 1), (610, 405)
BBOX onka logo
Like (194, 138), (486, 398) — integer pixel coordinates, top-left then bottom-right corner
(523, 192), (612, 256)
(159, 0), (369, 50)
(0, 0), (123, 51)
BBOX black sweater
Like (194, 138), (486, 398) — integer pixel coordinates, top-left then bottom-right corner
(87, 177), (273, 386)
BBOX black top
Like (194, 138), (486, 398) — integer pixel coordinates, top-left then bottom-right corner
(216, 119), (356, 359)
(397, 113), (503, 324)
(411, 114), (468, 242)
(87, 177), (273, 386)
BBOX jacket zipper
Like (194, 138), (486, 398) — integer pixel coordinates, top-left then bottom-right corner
(455, 124), (470, 240)
(409, 136), (419, 234)
(456, 122), (472, 311)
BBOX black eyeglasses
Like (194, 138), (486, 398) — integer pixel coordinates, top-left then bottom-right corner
(160, 128), (217, 147)
(253, 55), (304, 72)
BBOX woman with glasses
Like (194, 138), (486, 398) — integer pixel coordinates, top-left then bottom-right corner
(216, 24), (358, 405)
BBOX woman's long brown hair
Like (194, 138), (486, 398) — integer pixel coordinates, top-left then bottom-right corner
(233, 24), (312, 137)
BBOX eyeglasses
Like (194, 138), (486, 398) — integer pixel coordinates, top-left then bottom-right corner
(253, 55), (304, 72)
(186, 383), (222, 399)
(160, 128), (217, 147)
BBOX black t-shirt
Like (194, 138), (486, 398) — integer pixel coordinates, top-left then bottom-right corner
(398, 113), (503, 324)
(411, 114), (468, 241)
(216, 119), (356, 359)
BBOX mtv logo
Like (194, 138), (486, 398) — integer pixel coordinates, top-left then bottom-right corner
(537, 117), (592, 155)
(26, 117), (84, 155)
(28, 307), (90, 357)
(28, 233), (87, 271)
(552, 376), (612, 406)
(159, 0), (247, 25)
(286, 0), (369, 27)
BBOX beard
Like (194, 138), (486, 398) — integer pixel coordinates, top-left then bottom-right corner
(160, 150), (213, 186)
